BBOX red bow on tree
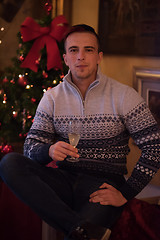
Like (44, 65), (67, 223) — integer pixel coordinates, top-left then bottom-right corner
(20, 15), (69, 72)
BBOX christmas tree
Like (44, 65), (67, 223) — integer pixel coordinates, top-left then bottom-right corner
(0, 1), (69, 157)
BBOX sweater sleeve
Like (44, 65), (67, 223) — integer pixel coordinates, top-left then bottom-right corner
(119, 87), (160, 200)
(23, 90), (55, 165)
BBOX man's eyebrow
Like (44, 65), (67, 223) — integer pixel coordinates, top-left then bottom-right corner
(84, 46), (96, 49)
(68, 46), (96, 50)
(68, 46), (78, 50)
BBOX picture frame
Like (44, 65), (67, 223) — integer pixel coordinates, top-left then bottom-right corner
(133, 67), (160, 125)
(98, 0), (160, 56)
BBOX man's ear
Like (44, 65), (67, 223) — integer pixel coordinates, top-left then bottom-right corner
(63, 53), (68, 66)
(98, 51), (103, 64)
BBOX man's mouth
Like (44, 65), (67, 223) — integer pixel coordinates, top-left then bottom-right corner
(76, 64), (88, 68)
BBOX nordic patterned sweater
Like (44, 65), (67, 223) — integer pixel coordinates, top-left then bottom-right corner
(24, 69), (160, 200)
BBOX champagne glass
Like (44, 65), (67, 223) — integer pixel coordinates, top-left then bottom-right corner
(67, 120), (81, 162)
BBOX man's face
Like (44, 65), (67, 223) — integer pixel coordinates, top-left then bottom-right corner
(63, 32), (103, 83)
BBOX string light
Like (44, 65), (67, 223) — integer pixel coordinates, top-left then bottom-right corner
(26, 85), (30, 89)
(0, 27), (5, 44)
(3, 93), (7, 104)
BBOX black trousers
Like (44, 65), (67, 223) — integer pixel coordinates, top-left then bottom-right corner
(0, 152), (125, 237)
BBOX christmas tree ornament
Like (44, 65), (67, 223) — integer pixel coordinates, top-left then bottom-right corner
(2, 144), (14, 154)
(20, 15), (69, 72)
(10, 79), (15, 84)
(42, 70), (48, 78)
(44, 0), (52, 15)
(60, 73), (64, 79)
(19, 55), (24, 62)
(35, 59), (40, 66)
(18, 74), (28, 87)
(31, 98), (36, 103)
(3, 76), (9, 83)
(0, 144), (3, 152)
(12, 111), (18, 118)
(19, 133), (27, 139)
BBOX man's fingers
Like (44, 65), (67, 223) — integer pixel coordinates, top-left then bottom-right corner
(49, 141), (79, 161)
(99, 183), (115, 190)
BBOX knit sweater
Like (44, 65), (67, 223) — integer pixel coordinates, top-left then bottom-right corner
(24, 69), (160, 200)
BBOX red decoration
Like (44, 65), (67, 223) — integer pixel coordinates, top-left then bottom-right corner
(19, 55), (24, 62)
(0, 145), (2, 152)
(44, 1), (52, 15)
(12, 111), (18, 118)
(1, 144), (14, 154)
(20, 15), (69, 72)
(60, 73), (64, 79)
(19, 133), (27, 139)
(10, 79), (15, 84)
(35, 59), (40, 66)
(18, 75), (28, 87)
(42, 70), (48, 78)
(3, 77), (8, 83)
(31, 98), (36, 103)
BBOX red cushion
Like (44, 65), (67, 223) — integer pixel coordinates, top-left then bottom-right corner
(0, 181), (42, 240)
(110, 198), (160, 240)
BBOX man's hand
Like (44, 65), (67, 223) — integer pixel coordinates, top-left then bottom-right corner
(49, 141), (79, 161)
(89, 183), (127, 207)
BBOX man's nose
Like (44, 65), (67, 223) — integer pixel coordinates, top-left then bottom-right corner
(77, 49), (85, 60)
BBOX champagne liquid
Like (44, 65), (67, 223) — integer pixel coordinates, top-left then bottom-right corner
(68, 133), (80, 147)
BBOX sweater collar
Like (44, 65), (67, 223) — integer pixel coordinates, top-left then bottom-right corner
(63, 66), (102, 86)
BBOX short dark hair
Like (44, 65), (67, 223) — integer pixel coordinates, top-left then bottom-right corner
(64, 24), (101, 52)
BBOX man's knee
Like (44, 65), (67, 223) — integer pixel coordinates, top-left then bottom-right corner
(0, 152), (25, 180)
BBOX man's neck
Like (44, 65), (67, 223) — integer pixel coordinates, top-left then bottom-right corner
(71, 75), (97, 99)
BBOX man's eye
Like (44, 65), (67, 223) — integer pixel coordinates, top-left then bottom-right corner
(69, 49), (78, 53)
(86, 48), (94, 52)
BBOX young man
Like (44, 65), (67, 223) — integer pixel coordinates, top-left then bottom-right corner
(0, 24), (160, 240)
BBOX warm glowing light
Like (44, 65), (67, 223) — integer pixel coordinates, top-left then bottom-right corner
(53, 80), (57, 84)
(43, 89), (47, 93)
(26, 85), (30, 89)
(3, 100), (6, 104)
(1, 27), (4, 31)
(0, 40), (2, 44)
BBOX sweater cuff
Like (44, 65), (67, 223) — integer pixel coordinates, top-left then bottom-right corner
(119, 182), (139, 200)
(35, 143), (52, 165)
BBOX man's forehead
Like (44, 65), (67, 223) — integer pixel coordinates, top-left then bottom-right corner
(65, 32), (98, 48)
